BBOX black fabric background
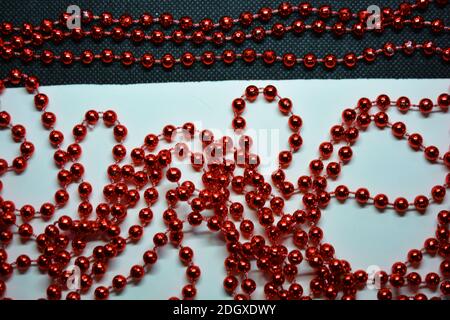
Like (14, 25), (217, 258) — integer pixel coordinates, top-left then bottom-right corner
(0, 0), (449, 85)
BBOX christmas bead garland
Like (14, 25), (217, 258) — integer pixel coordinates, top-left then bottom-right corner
(0, 70), (449, 300)
(1, 0), (449, 73)
(2, 17), (449, 47)
(0, 0), (449, 301)
(1, 0), (447, 34)
(1, 40), (448, 70)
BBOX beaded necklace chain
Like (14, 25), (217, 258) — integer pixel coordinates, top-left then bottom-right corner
(0, 0), (449, 72)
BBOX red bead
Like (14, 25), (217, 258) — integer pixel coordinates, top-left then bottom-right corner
(19, 141), (34, 159)
(245, 85), (259, 101)
(424, 146), (439, 162)
(25, 76), (39, 92)
(394, 197), (409, 213)
(323, 54), (337, 69)
(186, 265), (201, 281)
(271, 23), (285, 38)
(377, 288), (392, 300)
(407, 249), (423, 265)
(374, 112), (389, 128)
(291, 20), (305, 35)
(121, 51), (135, 66)
(130, 265), (145, 280)
(331, 22), (346, 37)
(414, 195), (429, 211)
(408, 133), (423, 150)
(422, 40), (436, 56)
(343, 52), (357, 68)
(94, 286), (109, 300)
(161, 53), (175, 69)
(242, 49), (256, 64)
(232, 98), (246, 115)
(391, 122), (406, 138)
(239, 12), (253, 27)
(200, 18), (214, 32)
(219, 16), (234, 30)
(103, 110), (117, 126)
(141, 53), (155, 69)
(312, 20), (326, 34)
(338, 146), (352, 162)
(139, 13), (153, 27)
(179, 246), (194, 264)
(258, 7), (272, 22)
(232, 116), (246, 131)
(222, 50), (236, 65)
(444, 152), (450, 168)
(100, 49), (114, 64)
(289, 133), (303, 151)
(153, 232), (168, 247)
(241, 278), (256, 294)
(437, 93), (449, 110)
(181, 52), (195, 68)
(159, 13), (174, 29)
(335, 185), (350, 201)
(223, 276), (238, 293)
(12, 156), (27, 173)
(279, 150), (292, 168)
(112, 275), (127, 291)
(338, 8), (352, 21)
(182, 284), (197, 299)
(288, 115), (302, 131)
(279, 98), (292, 114)
(376, 94), (391, 109)
(201, 51), (215, 66)
(374, 194), (389, 210)
(419, 98), (434, 115)
(282, 53), (297, 68)
(263, 50), (276, 65)
(232, 30), (246, 44)
(12, 124), (26, 142)
(143, 250), (158, 265)
(431, 186), (446, 203)
(191, 30), (205, 45)
(60, 50), (74, 65)
(72, 124), (87, 141)
(47, 284), (62, 300)
(263, 85), (277, 101)
(16, 254), (31, 272)
(363, 48), (377, 62)
(440, 281), (450, 296)
(309, 159), (324, 175)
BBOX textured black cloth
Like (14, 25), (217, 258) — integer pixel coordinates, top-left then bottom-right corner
(0, 0), (449, 85)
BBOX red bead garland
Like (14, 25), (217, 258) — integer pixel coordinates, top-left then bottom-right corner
(0, 70), (449, 300)
(0, 1), (449, 73)
(0, 1), (447, 35)
(1, 40), (448, 70)
(1, 17), (448, 48)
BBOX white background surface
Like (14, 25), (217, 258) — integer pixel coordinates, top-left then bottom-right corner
(1, 79), (449, 300)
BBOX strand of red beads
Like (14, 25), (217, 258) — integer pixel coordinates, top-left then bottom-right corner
(1, 0), (446, 36)
(2, 40), (449, 70)
(0, 70), (449, 300)
(1, 17), (448, 49)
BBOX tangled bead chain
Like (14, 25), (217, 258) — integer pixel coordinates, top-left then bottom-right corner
(0, 69), (449, 300)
